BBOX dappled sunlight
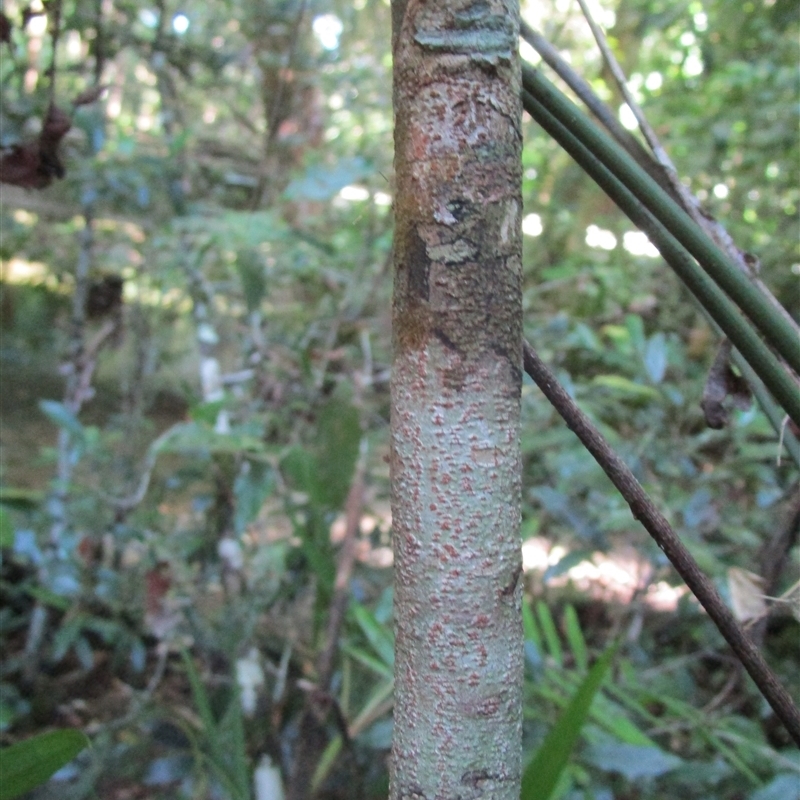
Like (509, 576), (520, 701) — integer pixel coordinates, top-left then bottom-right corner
(585, 223), (617, 250)
(338, 184), (370, 202)
(313, 14), (343, 51)
(522, 212), (543, 237)
(1, 257), (49, 283)
(329, 503), (393, 569)
(1, 0), (796, 793)
(522, 536), (687, 610)
(623, 230), (659, 257)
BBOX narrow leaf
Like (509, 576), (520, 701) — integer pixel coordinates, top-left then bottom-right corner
(180, 650), (218, 748)
(563, 605), (588, 672)
(0, 508), (13, 549)
(350, 602), (394, 668)
(535, 601), (562, 667)
(233, 460), (275, 534)
(0, 487), (42, 510)
(521, 644), (617, 800)
(0, 729), (89, 800)
(38, 400), (84, 440)
(522, 601), (542, 651)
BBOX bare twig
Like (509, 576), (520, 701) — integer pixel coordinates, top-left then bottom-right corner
(24, 204), (104, 679)
(574, 0), (665, 160)
(522, 338), (800, 746)
(102, 423), (185, 512)
(23, 0), (113, 676)
(45, 0), (63, 105)
(572, 1), (799, 335)
(63, 316), (120, 411)
(96, 642), (170, 735)
(751, 488), (800, 646)
(519, 20), (675, 198)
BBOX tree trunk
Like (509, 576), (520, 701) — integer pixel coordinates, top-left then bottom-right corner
(390, 1), (524, 798)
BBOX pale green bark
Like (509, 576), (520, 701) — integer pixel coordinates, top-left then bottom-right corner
(390, 2), (524, 798)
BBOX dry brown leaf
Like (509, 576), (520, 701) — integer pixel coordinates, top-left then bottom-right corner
(701, 339), (752, 429)
(728, 567), (767, 623)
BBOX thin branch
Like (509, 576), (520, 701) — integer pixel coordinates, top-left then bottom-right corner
(571, 2), (800, 335)
(732, 355), (800, 469)
(521, 77), (800, 431)
(522, 339), (800, 747)
(92, 0), (105, 84)
(99, 642), (170, 734)
(519, 20), (675, 199)
(102, 423), (185, 512)
(575, 0), (663, 158)
(45, 0), (63, 105)
(751, 488), (800, 647)
(521, 65), (800, 376)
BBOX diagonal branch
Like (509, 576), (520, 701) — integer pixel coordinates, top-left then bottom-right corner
(569, 3), (799, 336)
(521, 77), (800, 432)
(519, 20), (675, 199)
(522, 338), (800, 747)
(521, 65), (800, 376)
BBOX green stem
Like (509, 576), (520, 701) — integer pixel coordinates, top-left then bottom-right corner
(732, 353), (800, 469)
(522, 65), (800, 377)
(521, 88), (800, 430)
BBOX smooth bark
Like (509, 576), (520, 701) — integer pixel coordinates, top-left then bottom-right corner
(390, 2), (524, 797)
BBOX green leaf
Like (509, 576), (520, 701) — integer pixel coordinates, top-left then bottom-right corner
(159, 422), (266, 456)
(350, 602), (394, 668)
(624, 314), (646, 354)
(168, 128), (190, 157)
(281, 402), (360, 513)
(522, 601), (543, 671)
(189, 400), (227, 426)
(281, 446), (318, 497)
(0, 487), (42, 510)
(51, 614), (88, 663)
(563, 605), (588, 672)
(522, 601), (542, 651)
(340, 644), (393, 679)
(535, 601), (562, 667)
(591, 695), (656, 747)
(180, 650), (217, 741)
(0, 729), (89, 800)
(313, 399), (361, 510)
(591, 374), (660, 400)
(24, 585), (71, 611)
(235, 248), (267, 313)
(233, 460), (275, 534)
(38, 400), (84, 440)
(0, 509), (13, 549)
(521, 644), (617, 800)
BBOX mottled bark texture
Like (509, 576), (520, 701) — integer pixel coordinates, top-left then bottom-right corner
(390, 2), (524, 798)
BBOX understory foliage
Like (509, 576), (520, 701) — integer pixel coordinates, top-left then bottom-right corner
(0, 1), (797, 799)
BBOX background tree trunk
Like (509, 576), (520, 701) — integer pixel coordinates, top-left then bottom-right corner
(390, 2), (524, 797)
